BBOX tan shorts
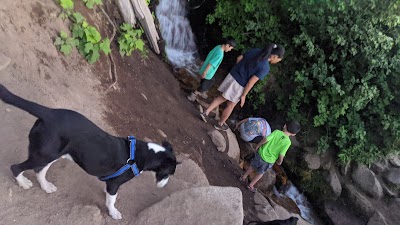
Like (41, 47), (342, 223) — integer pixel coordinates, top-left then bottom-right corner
(218, 74), (244, 103)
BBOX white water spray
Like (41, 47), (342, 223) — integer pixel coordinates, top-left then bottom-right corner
(283, 184), (318, 225)
(156, 0), (198, 72)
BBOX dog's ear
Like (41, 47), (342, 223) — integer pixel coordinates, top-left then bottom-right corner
(162, 140), (173, 152)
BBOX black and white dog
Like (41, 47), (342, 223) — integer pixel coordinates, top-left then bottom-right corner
(0, 84), (178, 219)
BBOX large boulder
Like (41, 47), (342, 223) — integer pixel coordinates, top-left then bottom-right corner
(175, 155), (209, 186)
(343, 184), (375, 218)
(351, 164), (383, 198)
(371, 160), (389, 174)
(326, 168), (342, 198)
(367, 211), (388, 225)
(254, 192), (311, 225)
(324, 200), (367, 225)
(135, 186), (243, 225)
(208, 130), (226, 152)
(226, 128), (240, 163)
(304, 153), (321, 170)
(383, 168), (400, 186)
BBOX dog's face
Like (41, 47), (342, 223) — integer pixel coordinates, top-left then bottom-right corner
(152, 141), (178, 188)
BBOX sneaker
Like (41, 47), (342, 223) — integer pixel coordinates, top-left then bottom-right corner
(246, 185), (258, 193)
(214, 123), (229, 131)
(200, 112), (208, 122)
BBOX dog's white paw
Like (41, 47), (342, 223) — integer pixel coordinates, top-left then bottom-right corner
(16, 174), (33, 189)
(41, 181), (58, 193)
(109, 208), (122, 220)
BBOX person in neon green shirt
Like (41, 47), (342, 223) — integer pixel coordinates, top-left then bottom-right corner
(239, 120), (301, 192)
(187, 38), (236, 101)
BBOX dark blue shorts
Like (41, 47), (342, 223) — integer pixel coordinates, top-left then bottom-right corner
(251, 153), (273, 174)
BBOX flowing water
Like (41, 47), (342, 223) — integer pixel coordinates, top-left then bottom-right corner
(156, 0), (199, 73)
(274, 184), (321, 225)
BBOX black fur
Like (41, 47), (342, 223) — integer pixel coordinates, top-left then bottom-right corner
(0, 84), (178, 215)
(247, 217), (299, 225)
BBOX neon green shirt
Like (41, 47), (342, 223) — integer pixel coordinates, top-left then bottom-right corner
(258, 130), (291, 164)
(199, 45), (224, 80)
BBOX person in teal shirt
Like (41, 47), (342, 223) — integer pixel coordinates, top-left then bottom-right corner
(238, 120), (301, 193)
(187, 38), (236, 101)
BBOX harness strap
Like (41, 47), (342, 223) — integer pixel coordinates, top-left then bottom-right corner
(100, 136), (141, 181)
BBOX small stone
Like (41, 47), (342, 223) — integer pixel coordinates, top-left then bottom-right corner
(143, 137), (153, 143)
(202, 140), (205, 145)
(5, 108), (11, 112)
(141, 93), (147, 100)
(157, 129), (167, 138)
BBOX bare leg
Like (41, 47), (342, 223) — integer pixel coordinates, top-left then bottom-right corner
(241, 166), (254, 179)
(205, 95), (227, 115)
(218, 101), (237, 125)
(249, 173), (263, 188)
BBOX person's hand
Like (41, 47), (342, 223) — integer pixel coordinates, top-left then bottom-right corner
(240, 95), (246, 107)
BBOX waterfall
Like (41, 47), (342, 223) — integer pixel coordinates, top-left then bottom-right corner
(283, 184), (319, 225)
(156, 0), (199, 73)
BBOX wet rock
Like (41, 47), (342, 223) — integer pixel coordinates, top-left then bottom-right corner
(351, 164), (383, 198)
(135, 186), (243, 225)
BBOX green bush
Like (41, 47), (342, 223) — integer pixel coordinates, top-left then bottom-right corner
(118, 23), (146, 57)
(209, 0), (400, 165)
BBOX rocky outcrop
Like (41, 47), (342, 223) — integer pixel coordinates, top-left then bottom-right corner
(135, 186), (243, 225)
(351, 164), (383, 198)
(324, 200), (367, 225)
(343, 184), (374, 218)
(383, 168), (400, 186)
(175, 155), (209, 186)
(367, 211), (388, 225)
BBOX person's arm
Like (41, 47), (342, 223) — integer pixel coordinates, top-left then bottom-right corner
(236, 55), (243, 64)
(277, 155), (285, 165)
(240, 75), (260, 107)
(201, 64), (212, 79)
(234, 118), (249, 130)
(255, 137), (267, 151)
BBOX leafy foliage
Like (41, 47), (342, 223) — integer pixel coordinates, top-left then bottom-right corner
(55, 12), (110, 64)
(118, 23), (146, 57)
(82, 0), (102, 9)
(59, 0), (74, 11)
(210, 0), (400, 165)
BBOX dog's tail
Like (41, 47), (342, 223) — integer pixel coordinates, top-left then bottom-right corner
(0, 83), (51, 119)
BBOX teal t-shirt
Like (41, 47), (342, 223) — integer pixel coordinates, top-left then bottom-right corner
(258, 130), (291, 164)
(199, 45), (224, 80)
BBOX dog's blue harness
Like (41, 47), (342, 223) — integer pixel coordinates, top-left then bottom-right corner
(100, 136), (141, 181)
